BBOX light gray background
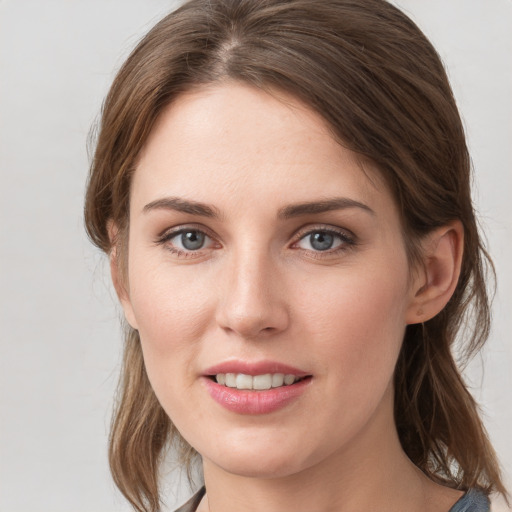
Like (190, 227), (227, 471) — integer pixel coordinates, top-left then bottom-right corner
(1, 1), (510, 511)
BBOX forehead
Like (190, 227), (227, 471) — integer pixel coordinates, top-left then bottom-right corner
(132, 83), (391, 214)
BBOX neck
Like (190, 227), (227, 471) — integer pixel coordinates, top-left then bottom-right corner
(199, 386), (457, 512)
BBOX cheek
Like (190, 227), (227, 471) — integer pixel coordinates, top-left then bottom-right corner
(126, 252), (217, 397)
(127, 268), (217, 433)
(128, 252), (211, 340)
(282, 266), (409, 455)
(296, 264), (409, 388)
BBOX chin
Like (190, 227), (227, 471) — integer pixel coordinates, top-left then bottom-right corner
(215, 455), (305, 479)
(201, 435), (319, 479)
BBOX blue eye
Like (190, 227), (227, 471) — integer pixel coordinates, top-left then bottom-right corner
(179, 230), (206, 250)
(296, 229), (351, 252)
(308, 232), (336, 251)
(159, 228), (214, 254)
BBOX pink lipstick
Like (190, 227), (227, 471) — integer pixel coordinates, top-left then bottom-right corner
(202, 361), (312, 414)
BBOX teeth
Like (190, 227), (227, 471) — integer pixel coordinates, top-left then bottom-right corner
(253, 374), (272, 390)
(236, 374), (253, 389)
(284, 374), (296, 385)
(215, 373), (301, 390)
(272, 373), (284, 387)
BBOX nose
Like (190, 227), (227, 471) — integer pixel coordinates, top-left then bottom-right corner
(215, 247), (289, 339)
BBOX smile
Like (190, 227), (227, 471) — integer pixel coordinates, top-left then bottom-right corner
(202, 361), (312, 414)
(214, 373), (303, 390)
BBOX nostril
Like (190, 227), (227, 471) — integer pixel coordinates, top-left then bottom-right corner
(216, 293), (290, 338)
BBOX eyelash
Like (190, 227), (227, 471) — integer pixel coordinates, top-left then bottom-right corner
(291, 226), (357, 258)
(155, 224), (357, 259)
(155, 224), (217, 259)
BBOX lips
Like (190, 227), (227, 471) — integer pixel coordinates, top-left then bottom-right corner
(204, 360), (310, 378)
(202, 361), (312, 414)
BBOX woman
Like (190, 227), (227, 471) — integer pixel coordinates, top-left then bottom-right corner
(84, 0), (508, 511)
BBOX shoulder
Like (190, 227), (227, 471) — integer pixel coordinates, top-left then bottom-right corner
(449, 488), (490, 512)
(172, 487), (496, 512)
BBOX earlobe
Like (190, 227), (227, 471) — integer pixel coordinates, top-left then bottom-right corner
(107, 221), (139, 330)
(406, 221), (464, 325)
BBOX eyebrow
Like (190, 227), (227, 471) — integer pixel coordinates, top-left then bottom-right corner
(143, 197), (221, 218)
(142, 196), (374, 219)
(277, 197), (374, 219)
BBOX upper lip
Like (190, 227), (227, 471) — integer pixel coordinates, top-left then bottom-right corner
(203, 360), (310, 377)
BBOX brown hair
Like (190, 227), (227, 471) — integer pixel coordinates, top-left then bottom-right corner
(84, 0), (507, 510)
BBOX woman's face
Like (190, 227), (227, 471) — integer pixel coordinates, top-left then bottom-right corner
(119, 83), (421, 478)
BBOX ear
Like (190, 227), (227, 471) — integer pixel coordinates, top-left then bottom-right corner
(405, 221), (464, 325)
(107, 220), (139, 330)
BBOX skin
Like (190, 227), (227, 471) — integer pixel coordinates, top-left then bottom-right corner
(113, 83), (464, 512)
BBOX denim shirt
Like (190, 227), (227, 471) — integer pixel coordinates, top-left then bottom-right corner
(449, 488), (490, 512)
(173, 486), (490, 512)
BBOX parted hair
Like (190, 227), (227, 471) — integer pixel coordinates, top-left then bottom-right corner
(84, 1), (506, 511)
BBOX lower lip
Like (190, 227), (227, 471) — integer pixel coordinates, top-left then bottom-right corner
(203, 377), (311, 415)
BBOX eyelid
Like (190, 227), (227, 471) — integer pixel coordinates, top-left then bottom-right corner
(156, 223), (218, 241)
(291, 224), (356, 244)
(154, 223), (222, 258)
(289, 224), (358, 257)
